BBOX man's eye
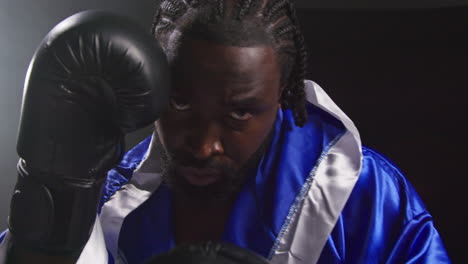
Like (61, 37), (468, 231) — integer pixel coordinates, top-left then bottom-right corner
(170, 98), (191, 111)
(229, 110), (253, 121)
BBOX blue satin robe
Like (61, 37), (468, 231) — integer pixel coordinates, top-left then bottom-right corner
(96, 101), (450, 263)
(0, 82), (451, 263)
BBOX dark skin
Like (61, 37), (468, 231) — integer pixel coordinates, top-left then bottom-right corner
(156, 37), (283, 245)
(6, 38), (283, 263)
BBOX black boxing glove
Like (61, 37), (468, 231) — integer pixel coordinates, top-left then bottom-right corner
(145, 242), (270, 264)
(8, 10), (170, 255)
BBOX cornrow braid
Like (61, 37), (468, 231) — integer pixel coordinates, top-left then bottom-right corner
(152, 0), (309, 127)
(237, 0), (254, 20)
(281, 1), (307, 125)
(150, 7), (162, 35)
(264, 0), (288, 21)
(273, 22), (294, 38)
(160, 0), (187, 19)
(262, 0), (307, 126)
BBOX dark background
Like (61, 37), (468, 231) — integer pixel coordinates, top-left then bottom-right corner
(297, 7), (468, 263)
(0, 0), (466, 262)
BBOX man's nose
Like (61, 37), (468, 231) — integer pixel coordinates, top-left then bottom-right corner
(187, 122), (224, 160)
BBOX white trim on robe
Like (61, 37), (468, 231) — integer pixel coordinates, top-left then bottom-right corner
(0, 80), (362, 264)
(269, 81), (362, 263)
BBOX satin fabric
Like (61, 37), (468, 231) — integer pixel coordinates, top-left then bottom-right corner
(0, 80), (451, 263)
(318, 147), (450, 263)
(114, 102), (345, 263)
(270, 80), (363, 264)
(98, 96), (449, 262)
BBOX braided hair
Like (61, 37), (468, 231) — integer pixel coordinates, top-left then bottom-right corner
(151, 0), (308, 127)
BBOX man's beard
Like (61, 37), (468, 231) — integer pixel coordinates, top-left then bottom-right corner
(154, 130), (273, 205)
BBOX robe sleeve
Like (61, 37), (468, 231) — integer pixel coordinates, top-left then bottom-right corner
(386, 211), (451, 263)
(330, 147), (453, 264)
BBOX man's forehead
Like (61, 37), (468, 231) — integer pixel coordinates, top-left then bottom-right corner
(170, 38), (281, 99)
(173, 75), (266, 104)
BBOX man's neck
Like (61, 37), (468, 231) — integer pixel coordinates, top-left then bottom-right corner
(173, 194), (236, 246)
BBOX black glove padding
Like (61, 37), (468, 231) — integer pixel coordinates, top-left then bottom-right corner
(145, 242), (270, 264)
(8, 10), (170, 255)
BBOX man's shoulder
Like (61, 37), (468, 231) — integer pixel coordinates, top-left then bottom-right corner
(98, 136), (153, 211)
(321, 146), (450, 263)
(347, 146), (428, 221)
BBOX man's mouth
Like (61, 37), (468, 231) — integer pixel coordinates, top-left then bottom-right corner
(176, 166), (222, 187)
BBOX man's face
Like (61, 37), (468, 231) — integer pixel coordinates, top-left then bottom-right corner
(156, 37), (282, 202)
